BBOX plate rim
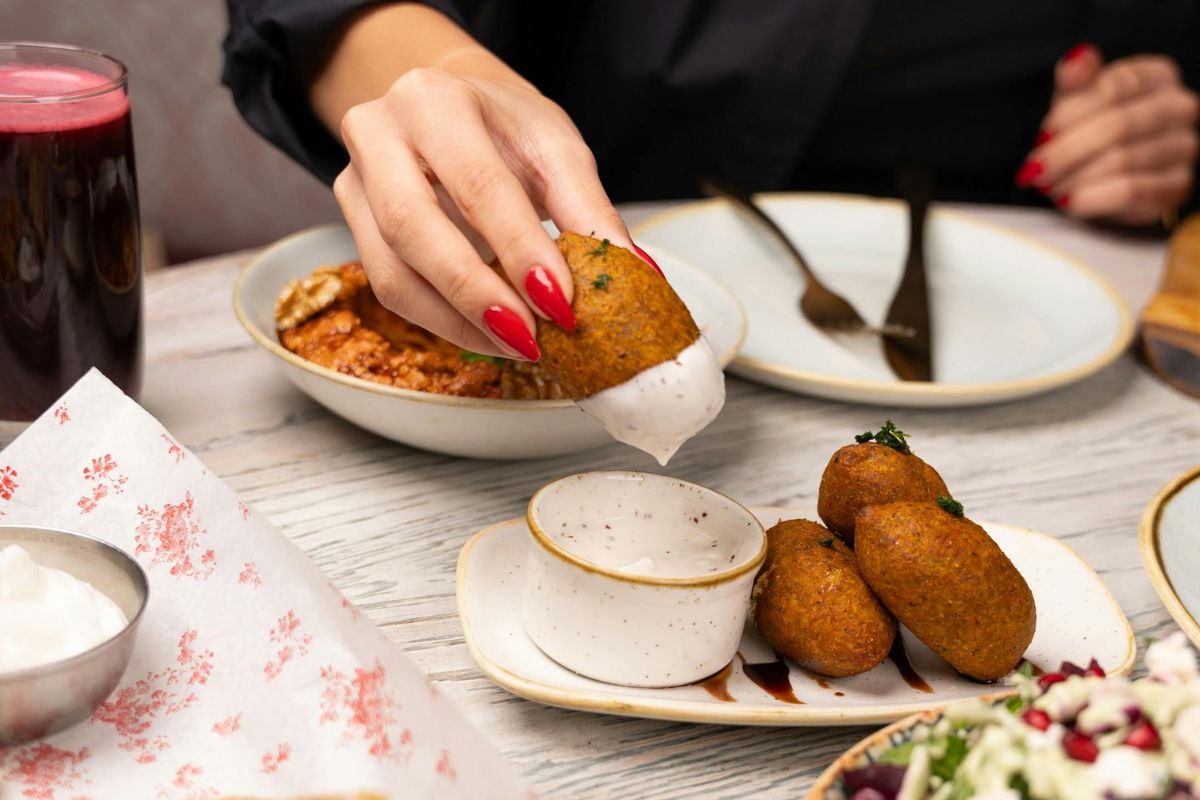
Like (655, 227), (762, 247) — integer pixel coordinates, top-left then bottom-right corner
(631, 193), (1136, 402)
(456, 505), (1135, 726)
(231, 223), (747, 412)
(1139, 465), (1200, 650)
(804, 707), (945, 799)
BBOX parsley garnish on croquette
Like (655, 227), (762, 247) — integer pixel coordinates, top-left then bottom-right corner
(936, 495), (965, 517)
(589, 238), (610, 257)
(592, 273), (612, 289)
(854, 420), (911, 453)
(460, 350), (503, 365)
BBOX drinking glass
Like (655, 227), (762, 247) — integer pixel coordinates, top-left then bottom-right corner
(0, 42), (143, 420)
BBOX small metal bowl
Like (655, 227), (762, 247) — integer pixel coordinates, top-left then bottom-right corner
(0, 525), (148, 745)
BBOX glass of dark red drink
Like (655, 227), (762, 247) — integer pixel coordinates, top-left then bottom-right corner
(0, 42), (142, 420)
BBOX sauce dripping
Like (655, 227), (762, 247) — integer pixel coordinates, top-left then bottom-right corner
(696, 660), (735, 702)
(889, 637), (933, 694)
(816, 678), (831, 689)
(739, 651), (804, 704)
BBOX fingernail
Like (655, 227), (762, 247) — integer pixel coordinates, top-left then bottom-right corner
(1035, 129), (1053, 146)
(483, 305), (540, 362)
(631, 242), (665, 277)
(1055, 194), (1071, 209)
(1063, 43), (1093, 64)
(1033, 182), (1052, 195)
(524, 266), (576, 331)
(1015, 160), (1044, 187)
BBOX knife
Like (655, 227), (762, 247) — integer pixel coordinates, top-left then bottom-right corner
(1142, 213), (1200, 397)
(883, 168), (935, 382)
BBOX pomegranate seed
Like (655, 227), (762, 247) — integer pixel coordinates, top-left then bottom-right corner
(1063, 731), (1100, 763)
(1084, 659), (1105, 678)
(1125, 706), (1144, 724)
(1061, 661), (1086, 677)
(1023, 708), (1052, 731)
(1124, 721), (1162, 751)
(1038, 673), (1067, 691)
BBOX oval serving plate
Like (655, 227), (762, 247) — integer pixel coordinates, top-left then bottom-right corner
(632, 194), (1133, 408)
(456, 505), (1133, 726)
(1140, 466), (1200, 649)
(233, 224), (746, 460)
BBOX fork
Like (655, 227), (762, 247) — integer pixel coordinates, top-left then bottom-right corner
(699, 177), (913, 338)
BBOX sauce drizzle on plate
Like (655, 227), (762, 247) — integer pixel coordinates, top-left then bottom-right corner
(889, 637), (934, 694)
(739, 651), (804, 704)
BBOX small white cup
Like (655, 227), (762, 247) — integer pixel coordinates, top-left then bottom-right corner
(522, 471), (765, 687)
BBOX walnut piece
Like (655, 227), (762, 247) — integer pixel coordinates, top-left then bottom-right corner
(274, 266), (343, 330)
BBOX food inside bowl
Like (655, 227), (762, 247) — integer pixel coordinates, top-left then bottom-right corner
(830, 634), (1200, 800)
(0, 544), (128, 673)
(276, 233), (727, 464)
(275, 262), (568, 400)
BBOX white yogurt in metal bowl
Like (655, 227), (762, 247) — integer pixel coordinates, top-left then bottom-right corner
(522, 471), (765, 687)
(0, 526), (147, 744)
(0, 545), (128, 673)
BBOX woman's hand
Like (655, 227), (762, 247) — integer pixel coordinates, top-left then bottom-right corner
(1017, 44), (1199, 225)
(333, 68), (641, 360)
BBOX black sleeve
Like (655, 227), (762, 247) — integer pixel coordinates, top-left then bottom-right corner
(221, 0), (471, 185)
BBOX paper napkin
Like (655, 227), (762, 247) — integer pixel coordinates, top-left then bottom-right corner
(0, 370), (528, 800)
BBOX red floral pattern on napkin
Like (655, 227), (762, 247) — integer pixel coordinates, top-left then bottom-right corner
(134, 493), (215, 579)
(0, 370), (525, 798)
(0, 744), (91, 799)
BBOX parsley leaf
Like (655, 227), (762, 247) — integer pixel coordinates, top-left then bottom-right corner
(931, 736), (969, 781)
(460, 350), (503, 365)
(878, 741), (915, 766)
(853, 420), (911, 453)
(1005, 695), (1026, 713)
(936, 496), (965, 517)
(819, 538), (835, 548)
(589, 238), (610, 257)
(592, 273), (612, 289)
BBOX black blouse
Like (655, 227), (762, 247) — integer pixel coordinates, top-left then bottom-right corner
(222, 0), (1199, 208)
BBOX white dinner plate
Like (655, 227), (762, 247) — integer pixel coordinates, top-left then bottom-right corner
(631, 194), (1134, 407)
(456, 505), (1134, 726)
(233, 224), (745, 460)
(1140, 467), (1200, 650)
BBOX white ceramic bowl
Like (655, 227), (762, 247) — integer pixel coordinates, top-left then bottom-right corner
(233, 225), (746, 460)
(522, 471), (766, 687)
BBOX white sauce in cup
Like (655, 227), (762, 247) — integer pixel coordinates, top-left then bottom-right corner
(0, 545), (128, 673)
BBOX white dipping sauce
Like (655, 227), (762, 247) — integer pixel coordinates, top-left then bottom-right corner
(0, 545), (128, 673)
(577, 336), (725, 465)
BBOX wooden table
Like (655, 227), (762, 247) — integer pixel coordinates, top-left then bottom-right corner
(2, 203), (1196, 798)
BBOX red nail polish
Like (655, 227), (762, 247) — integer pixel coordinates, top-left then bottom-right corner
(1035, 129), (1053, 146)
(1015, 160), (1044, 187)
(1063, 43), (1093, 64)
(483, 306), (540, 361)
(631, 242), (665, 277)
(524, 266), (576, 331)
(1055, 194), (1071, 209)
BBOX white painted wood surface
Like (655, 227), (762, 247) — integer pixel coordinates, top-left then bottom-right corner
(2, 202), (1195, 799)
